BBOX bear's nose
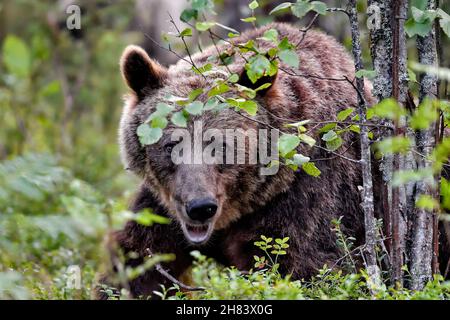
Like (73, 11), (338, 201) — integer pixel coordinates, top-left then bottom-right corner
(186, 198), (218, 222)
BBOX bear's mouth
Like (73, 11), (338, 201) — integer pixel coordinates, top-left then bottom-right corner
(181, 221), (213, 245)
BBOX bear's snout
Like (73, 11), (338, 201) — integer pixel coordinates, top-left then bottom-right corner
(186, 198), (218, 223)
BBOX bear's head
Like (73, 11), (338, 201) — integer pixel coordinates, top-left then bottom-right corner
(118, 45), (294, 245)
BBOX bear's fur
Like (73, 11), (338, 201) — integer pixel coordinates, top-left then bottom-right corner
(95, 23), (377, 299)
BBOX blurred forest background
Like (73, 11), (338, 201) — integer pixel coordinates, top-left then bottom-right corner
(0, 0), (449, 299)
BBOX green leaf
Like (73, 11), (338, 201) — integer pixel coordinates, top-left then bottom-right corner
(326, 137), (343, 151)
(279, 134), (300, 157)
(185, 101), (204, 115)
(291, 1), (313, 19)
(311, 1), (327, 15)
(208, 83), (230, 97)
(192, 0), (211, 10)
(299, 133), (316, 147)
(180, 9), (198, 23)
(405, 18), (433, 37)
(410, 98), (438, 130)
(411, 6), (437, 23)
(249, 0), (259, 10)
(292, 153), (310, 165)
(192, 63), (213, 75)
(204, 98), (219, 110)
(260, 29), (279, 43)
(151, 116), (168, 129)
(302, 162), (321, 177)
(245, 54), (277, 83)
(171, 111), (188, 127)
(322, 130), (343, 151)
(269, 2), (292, 15)
(228, 73), (239, 83)
(319, 123), (337, 133)
(441, 177), (450, 210)
(355, 69), (377, 79)
(376, 136), (411, 155)
(165, 93), (187, 103)
(416, 194), (439, 211)
(180, 28), (193, 37)
(255, 83), (272, 91)
(437, 9), (450, 37)
(411, 0), (428, 11)
(134, 210), (170, 226)
(279, 49), (299, 68)
(241, 17), (257, 23)
(2, 35), (31, 77)
(278, 37), (294, 50)
(195, 21), (215, 31)
(370, 98), (405, 121)
(410, 62), (450, 82)
(38, 80), (61, 98)
(337, 108), (355, 121)
(408, 68), (417, 83)
(239, 100), (258, 116)
(349, 125), (360, 134)
(136, 125), (163, 145)
(393, 168), (434, 186)
(149, 103), (173, 119)
(145, 103), (173, 123)
(322, 130), (338, 142)
(188, 88), (203, 101)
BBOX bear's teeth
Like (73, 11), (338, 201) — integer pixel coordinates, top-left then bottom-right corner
(184, 223), (211, 243)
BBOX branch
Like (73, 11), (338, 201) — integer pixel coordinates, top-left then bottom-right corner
(167, 12), (206, 79)
(146, 249), (205, 292)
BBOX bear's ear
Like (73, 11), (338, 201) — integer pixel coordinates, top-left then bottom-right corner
(120, 45), (167, 98)
(237, 68), (277, 95)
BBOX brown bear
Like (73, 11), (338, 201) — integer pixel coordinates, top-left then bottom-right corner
(95, 23), (376, 299)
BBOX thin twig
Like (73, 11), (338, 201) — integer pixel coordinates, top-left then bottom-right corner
(167, 12), (206, 79)
(146, 249), (205, 291)
(296, 13), (320, 48)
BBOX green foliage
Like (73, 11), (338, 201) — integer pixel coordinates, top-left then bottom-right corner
(375, 136), (412, 155)
(409, 99), (438, 130)
(405, 6), (450, 38)
(2, 35), (31, 77)
(278, 134), (300, 157)
(301, 162), (321, 177)
(0, 154), (107, 299)
(0, 154), (173, 300)
(163, 235), (450, 300)
(369, 98), (405, 122)
(270, 1), (328, 18)
(137, 125), (163, 145)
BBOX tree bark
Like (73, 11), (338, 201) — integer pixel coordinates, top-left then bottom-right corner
(409, 0), (438, 291)
(348, 0), (381, 289)
(368, 0), (410, 286)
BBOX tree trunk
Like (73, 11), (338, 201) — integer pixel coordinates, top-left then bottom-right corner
(409, 0), (438, 291)
(368, 0), (410, 286)
(348, 0), (381, 289)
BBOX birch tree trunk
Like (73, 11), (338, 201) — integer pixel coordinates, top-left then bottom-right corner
(409, 0), (438, 291)
(348, 0), (381, 288)
(368, 0), (410, 286)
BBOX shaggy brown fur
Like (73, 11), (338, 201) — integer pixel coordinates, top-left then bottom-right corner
(95, 23), (376, 299)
